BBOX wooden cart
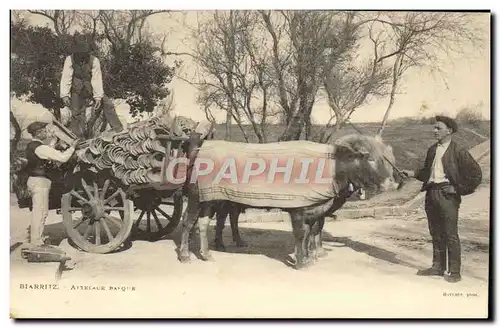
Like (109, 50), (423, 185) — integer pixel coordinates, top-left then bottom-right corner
(13, 123), (203, 254)
(59, 131), (202, 254)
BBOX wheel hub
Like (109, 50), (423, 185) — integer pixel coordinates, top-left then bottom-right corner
(81, 200), (105, 220)
(135, 192), (161, 211)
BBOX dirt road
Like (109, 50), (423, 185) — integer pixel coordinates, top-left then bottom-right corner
(10, 154), (490, 319)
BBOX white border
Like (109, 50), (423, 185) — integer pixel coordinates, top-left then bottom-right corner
(3, 1), (497, 326)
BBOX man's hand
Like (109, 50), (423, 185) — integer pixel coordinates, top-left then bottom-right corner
(401, 170), (415, 178)
(69, 139), (79, 148)
(94, 98), (102, 110)
(62, 97), (71, 108)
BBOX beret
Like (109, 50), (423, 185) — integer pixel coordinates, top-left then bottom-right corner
(26, 121), (48, 136)
(71, 34), (90, 54)
(435, 115), (458, 133)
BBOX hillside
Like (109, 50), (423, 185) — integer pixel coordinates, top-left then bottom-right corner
(211, 121), (490, 172)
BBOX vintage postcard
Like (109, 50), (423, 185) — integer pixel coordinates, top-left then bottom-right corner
(9, 9), (491, 319)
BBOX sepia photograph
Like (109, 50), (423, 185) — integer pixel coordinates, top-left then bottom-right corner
(8, 6), (492, 319)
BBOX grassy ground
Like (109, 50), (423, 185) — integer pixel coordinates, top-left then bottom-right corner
(212, 121), (490, 172)
(211, 120), (490, 208)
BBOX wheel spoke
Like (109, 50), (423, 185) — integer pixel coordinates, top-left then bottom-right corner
(134, 210), (146, 229)
(100, 218), (114, 242)
(93, 182), (99, 199)
(160, 201), (175, 206)
(156, 207), (172, 221)
(95, 221), (101, 245)
(81, 178), (94, 201)
(104, 189), (121, 204)
(103, 213), (122, 223)
(73, 217), (87, 229)
(70, 190), (88, 204)
(103, 206), (125, 211)
(101, 179), (110, 201)
(146, 211), (151, 233)
(83, 224), (92, 240)
(151, 210), (163, 230)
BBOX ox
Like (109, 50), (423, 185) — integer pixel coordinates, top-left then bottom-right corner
(178, 133), (400, 269)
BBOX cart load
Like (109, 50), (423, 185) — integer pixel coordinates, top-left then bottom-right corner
(12, 112), (214, 254)
(74, 114), (213, 188)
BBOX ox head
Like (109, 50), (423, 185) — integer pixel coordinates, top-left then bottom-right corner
(333, 134), (400, 193)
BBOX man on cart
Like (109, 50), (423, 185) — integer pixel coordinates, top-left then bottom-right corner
(60, 34), (124, 139)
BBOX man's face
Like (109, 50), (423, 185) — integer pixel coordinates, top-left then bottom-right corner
(35, 127), (48, 140)
(434, 121), (451, 141)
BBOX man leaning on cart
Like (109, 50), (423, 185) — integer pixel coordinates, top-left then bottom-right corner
(21, 121), (78, 251)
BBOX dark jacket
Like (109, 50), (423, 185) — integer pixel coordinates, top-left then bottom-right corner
(25, 141), (57, 180)
(416, 140), (482, 196)
(71, 54), (94, 99)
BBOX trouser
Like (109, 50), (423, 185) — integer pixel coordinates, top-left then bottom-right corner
(69, 92), (123, 139)
(27, 176), (51, 246)
(424, 183), (462, 274)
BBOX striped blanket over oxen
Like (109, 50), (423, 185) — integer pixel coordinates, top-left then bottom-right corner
(191, 140), (341, 208)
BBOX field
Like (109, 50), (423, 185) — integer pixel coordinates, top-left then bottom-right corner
(211, 120), (490, 172)
(210, 120), (490, 208)
(11, 118), (490, 207)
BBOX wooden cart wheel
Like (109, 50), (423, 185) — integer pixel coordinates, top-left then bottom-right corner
(132, 190), (183, 241)
(61, 178), (133, 253)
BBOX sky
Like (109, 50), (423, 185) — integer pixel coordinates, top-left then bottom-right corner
(15, 10), (491, 124)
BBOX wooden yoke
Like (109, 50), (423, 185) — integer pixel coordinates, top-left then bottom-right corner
(160, 115), (177, 186)
(185, 132), (202, 188)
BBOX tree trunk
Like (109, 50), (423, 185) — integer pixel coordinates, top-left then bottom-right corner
(378, 55), (403, 136)
(225, 109), (232, 141)
(280, 113), (303, 141)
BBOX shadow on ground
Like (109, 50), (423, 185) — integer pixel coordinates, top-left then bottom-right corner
(27, 219), (489, 282)
(323, 235), (421, 270)
(167, 225), (425, 270)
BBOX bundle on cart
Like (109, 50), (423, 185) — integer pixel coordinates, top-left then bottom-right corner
(75, 115), (204, 187)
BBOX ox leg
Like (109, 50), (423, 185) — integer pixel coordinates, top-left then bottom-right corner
(290, 213), (312, 270)
(198, 215), (214, 261)
(230, 206), (246, 247)
(178, 202), (199, 263)
(314, 217), (327, 258)
(214, 204), (228, 251)
(308, 220), (318, 261)
(316, 216), (328, 257)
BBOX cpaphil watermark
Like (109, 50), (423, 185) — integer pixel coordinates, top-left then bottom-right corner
(163, 155), (334, 187)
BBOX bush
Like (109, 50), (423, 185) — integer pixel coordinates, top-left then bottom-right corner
(456, 105), (484, 128)
(10, 21), (175, 116)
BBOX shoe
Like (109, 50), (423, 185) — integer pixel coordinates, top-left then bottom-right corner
(416, 267), (444, 276)
(444, 273), (462, 283)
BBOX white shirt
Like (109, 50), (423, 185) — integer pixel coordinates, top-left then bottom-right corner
(428, 140), (451, 184)
(32, 138), (75, 163)
(60, 55), (104, 99)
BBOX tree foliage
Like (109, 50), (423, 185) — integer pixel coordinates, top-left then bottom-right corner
(10, 10), (175, 116)
(177, 10), (485, 142)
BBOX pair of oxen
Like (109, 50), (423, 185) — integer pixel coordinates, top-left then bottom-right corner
(176, 133), (402, 269)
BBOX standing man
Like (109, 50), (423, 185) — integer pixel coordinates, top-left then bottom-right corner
(60, 34), (123, 139)
(23, 122), (77, 249)
(403, 115), (482, 283)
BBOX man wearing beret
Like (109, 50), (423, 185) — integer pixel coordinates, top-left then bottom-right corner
(23, 122), (78, 249)
(403, 115), (482, 283)
(60, 34), (123, 139)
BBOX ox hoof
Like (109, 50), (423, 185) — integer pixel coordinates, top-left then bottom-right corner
(317, 249), (328, 258)
(200, 253), (214, 262)
(235, 240), (248, 248)
(294, 258), (314, 270)
(178, 255), (191, 263)
(215, 243), (226, 252)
